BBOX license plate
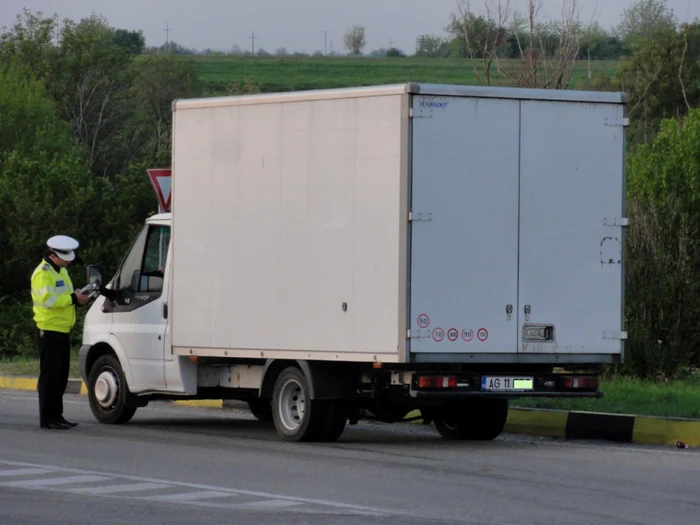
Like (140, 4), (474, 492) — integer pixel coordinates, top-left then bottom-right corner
(481, 376), (534, 392)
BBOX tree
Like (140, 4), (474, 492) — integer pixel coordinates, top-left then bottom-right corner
(344, 25), (366, 56)
(616, 0), (676, 52)
(617, 22), (700, 144)
(129, 54), (202, 161)
(0, 64), (95, 300)
(624, 109), (700, 378)
(449, 0), (592, 89)
(113, 29), (146, 54)
(415, 35), (449, 57)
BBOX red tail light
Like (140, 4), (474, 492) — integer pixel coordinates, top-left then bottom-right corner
(417, 375), (458, 388)
(562, 376), (599, 389)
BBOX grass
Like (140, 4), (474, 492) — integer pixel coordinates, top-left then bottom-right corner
(512, 376), (700, 420)
(187, 56), (620, 94)
(0, 350), (81, 379)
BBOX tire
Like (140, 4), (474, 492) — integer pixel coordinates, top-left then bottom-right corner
(271, 366), (333, 442)
(87, 354), (137, 425)
(319, 401), (348, 442)
(248, 399), (273, 422)
(432, 399), (509, 441)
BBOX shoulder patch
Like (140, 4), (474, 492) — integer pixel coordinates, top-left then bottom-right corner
(41, 263), (50, 271)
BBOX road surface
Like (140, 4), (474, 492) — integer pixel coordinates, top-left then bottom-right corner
(1, 389), (698, 524)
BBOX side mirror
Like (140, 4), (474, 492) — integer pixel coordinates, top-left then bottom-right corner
(87, 265), (102, 287)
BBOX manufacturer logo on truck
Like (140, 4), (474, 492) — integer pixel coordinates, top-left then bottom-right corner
(418, 98), (448, 109)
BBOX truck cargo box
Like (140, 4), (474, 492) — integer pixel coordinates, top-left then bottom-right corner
(170, 83), (627, 365)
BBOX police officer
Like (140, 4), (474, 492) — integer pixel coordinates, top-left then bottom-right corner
(31, 235), (89, 430)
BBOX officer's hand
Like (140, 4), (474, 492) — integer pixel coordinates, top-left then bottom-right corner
(76, 292), (90, 305)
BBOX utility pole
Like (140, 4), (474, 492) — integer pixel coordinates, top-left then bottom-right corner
(388, 37), (394, 49)
(250, 30), (257, 55)
(163, 22), (171, 46)
(323, 31), (329, 55)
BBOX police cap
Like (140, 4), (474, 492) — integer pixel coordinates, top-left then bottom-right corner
(47, 235), (79, 262)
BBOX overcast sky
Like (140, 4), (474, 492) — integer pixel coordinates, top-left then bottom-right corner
(2, 0), (699, 54)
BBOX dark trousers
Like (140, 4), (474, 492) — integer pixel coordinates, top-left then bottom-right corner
(36, 329), (71, 426)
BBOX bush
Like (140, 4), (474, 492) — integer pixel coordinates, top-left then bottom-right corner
(622, 109), (700, 379)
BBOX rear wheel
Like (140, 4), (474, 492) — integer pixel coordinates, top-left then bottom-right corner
(87, 354), (137, 425)
(272, 366), (339, 442)
(320, 401), (348, 442)
(431, 399), (509, 441)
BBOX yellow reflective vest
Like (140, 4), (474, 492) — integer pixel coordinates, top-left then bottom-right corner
(30, 260), (76, 333)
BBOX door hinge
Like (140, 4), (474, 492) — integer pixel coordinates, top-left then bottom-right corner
(409, 108), (414, 118)
(408, 211), (432, 222)
(407, 329), (411, 338)
(603, 217), (629, 226)
(602, 331), (627, 340)
(605, 117), (630, 128)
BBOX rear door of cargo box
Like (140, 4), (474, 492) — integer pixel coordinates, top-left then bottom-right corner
(516, 100), (626, 357)
(408, 94), (520, 356)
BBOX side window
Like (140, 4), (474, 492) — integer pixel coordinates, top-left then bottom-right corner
(140, 226), (171, 293)
(117, 225), (149, 297)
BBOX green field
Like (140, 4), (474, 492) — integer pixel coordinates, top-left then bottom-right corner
(188, 56), (620, 94)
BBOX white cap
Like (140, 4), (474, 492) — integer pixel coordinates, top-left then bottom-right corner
(47, 235), (79, 262)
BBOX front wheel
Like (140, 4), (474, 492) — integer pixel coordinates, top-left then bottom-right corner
(87, 354), (137, 425)
(431, 399), (509, 441)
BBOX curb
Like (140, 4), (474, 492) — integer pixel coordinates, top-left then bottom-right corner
(2, 375), (698, 447)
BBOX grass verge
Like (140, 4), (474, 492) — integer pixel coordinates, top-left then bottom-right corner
(0, 350), (81, 379)
(512, 376), (700, 419)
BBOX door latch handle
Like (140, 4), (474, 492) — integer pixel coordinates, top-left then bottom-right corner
(163, 303), (168, 319)
(506, 304), (513, 321)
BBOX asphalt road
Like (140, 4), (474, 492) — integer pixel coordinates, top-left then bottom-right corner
(1, 389), (699, 525)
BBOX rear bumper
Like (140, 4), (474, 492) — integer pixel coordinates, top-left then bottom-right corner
(412, 391), (603, 399)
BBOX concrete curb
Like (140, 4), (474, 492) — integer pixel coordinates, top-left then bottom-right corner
(2, 375), (698, 447)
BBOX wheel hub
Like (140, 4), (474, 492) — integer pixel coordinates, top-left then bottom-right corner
(278, 379), (305, 431)
(94, 369), (119, 408)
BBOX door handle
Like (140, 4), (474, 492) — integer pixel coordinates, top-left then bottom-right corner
(163, 303), (168, 319)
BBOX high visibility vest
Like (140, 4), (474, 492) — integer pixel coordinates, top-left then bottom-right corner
(30, 260), (76, 333)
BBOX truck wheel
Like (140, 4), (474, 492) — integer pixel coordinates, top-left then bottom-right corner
(319, 401), (348, 442)
(87, 354), (137, 425)
(248, 399), (273, 422)
(432, 399), (508, 441)
(271, 366), (332, 442)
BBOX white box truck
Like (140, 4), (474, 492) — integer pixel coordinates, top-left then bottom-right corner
(79, 83), (628, 442)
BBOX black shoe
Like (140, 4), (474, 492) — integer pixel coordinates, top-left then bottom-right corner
(41, 422), (70, 430)
(59, 417), (79, 428)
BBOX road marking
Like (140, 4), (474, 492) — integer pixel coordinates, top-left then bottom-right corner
(142, 490), (235, 502)
(0, 468), (56, 477)
(0, 474), (109, 488)
(0, 459), (391, 516)
(72, 482), (172, 494)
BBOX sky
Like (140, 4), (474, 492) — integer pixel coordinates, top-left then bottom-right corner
(1, 0), (699, 54)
